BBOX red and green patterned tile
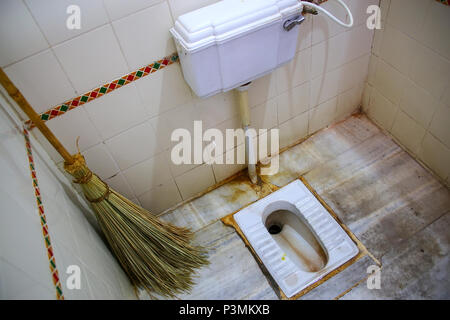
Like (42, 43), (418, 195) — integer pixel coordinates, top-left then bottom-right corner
(22, 127), (65, 300)
(25, 52), (179, 129)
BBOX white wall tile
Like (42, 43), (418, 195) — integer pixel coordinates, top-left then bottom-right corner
(309, 68), (340, 108)
(337, 54), (371, 93)
(442, 84), (450, 107)
(105, 172), (135, 199)
(297, 15), (312, 52)
(84, 268), (115, 299)
(194, 91), (239, 129)
(311, 0), (347, 45)
(0, 0), (48, 67)
(122, 152), (172, 196)
(213, 115), (243, 152)
(399, 79), (438, 129)
(409, 43), (450, 100)
(82, 143), (119, 180)
(42, 195), (80, 251)
(278, 111), (308, 149)
(277, 81), (310, 124)
(137, 179), (182, 214)
(105, 120), (161, 170)
(46, 106), (102, 153)
(112, 2), (174, 70)
(32, 130), (64, 163)
(336, 84), (363, 121)
(53, 24), (129, 93)
(104, 0), (165, 21)
(387, 0), (432, 40)
(84, 83), (147, 140)
(310, 54), (370, 109)
(366, 0), (450, 182)
(276, 48), (311, 94)
(0, 192), (52, 287)
(135, 63), (192, 117)
(391, 110), (426, 153)
(212, 146), (246, 183)
(379, 25), (417, 75)
(168, 0), (218, 19)
(51, 244), (93, 299)
(250, 98), (278, 131)
(367, 88), (398, 130)
(169, 160), (201, 179)
(418, 1), (450, 60)
(175, 164), (215, 200)
(373, 59), (407, 105)
(4, 50), (76, 113)
(247, 73), (277, 108)
(309, 97), (337, 134)
(419, 133), (450, 180)
(429, 103), (450, 148)
(26, 0), (109, 45)
(311, 24), (373, 78)
(149, 102), (198, 151)
(0, 258), (54, 300)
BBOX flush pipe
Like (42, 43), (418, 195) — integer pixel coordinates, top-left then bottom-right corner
(299, 0), (354, 28)
(236, 83), (258, 185)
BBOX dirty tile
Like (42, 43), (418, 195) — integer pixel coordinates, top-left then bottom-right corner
(265, 116), (378, 188)
(340, 213), (450, 300)
(300, 255), (375, 300)
(263, 143), (320, 187)
(166, 222), (278, 300)
(159, 176), (259, 232)
(305, 133), (401, 194)
(350, 180), (450, 259)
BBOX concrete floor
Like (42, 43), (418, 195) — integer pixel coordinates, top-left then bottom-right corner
(158, 115), (450, 300)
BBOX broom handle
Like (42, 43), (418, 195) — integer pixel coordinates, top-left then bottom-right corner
(0, 68), (75, 164)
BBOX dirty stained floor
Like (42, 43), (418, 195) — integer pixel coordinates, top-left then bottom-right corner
(157, 115), (450, 300)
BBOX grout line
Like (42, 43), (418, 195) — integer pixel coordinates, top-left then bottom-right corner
(105, 0), (167, 24)
(333, 275), (370, 300)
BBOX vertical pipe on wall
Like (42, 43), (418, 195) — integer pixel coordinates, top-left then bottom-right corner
(236, 83), (258, 185)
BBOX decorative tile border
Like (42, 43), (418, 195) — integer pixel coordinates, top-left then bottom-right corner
(25, 52), (179, 129)
(23, 127), (64, 300)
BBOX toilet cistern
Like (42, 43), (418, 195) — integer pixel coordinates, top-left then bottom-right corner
(170, 0), (354, 98)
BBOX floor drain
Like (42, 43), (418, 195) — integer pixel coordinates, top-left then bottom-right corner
(268, 224), (283, 235)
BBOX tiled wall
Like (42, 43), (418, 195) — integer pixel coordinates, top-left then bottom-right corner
(364, 0), (450, 186)
(0, 0), (376, 214)
(0, 92), (135, 299)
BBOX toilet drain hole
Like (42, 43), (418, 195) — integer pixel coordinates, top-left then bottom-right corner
(268, 224), (283, 235)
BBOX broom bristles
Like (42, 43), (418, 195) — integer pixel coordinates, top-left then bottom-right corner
(64, 154), (209, 298)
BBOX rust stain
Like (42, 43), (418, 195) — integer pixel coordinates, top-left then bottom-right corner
(277, 232), (327, 272)
(226, 179), (252, 203)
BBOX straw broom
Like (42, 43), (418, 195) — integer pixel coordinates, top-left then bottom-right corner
(0, 69), (208, 298)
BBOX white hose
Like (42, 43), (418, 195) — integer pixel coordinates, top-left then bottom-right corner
(300, 0), (354, 28)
